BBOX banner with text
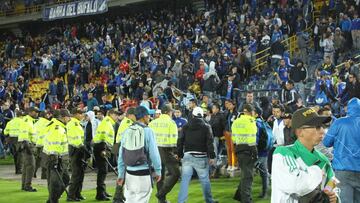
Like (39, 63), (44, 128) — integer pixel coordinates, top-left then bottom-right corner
(43, 0), (108, 21)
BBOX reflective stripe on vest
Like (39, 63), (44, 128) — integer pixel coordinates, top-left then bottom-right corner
(94, 116), (115, 146)
(149, 115), (178, 147)
(67, 118), (84, 148)
(231, 115), (257, 146)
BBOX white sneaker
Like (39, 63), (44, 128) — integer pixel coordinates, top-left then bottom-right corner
(227, 166), (233, 171)
(233, 167), (239, 171)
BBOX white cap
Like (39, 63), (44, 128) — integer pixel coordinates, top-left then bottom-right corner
(192, 107), (204, 117)
(155, 109), (162, 114)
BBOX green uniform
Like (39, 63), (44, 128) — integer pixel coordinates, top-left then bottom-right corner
(43, 118), (70, 203)
(93, 116), (116, 198)
(18, 115), (36, 190)
(231, 114), (258, 202)
(66, 117), (85, 200)
(4, 117), (24, 174)
(113, 117), (133, 203)
(33, 117), (50, 179)
(149, 114), (179, 201)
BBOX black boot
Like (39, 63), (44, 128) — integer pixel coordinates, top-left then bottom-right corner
(233, 189), (241, 201)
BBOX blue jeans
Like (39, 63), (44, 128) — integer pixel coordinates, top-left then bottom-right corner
(336, 170), (360, 203)
(178, 153), (215, 203)
(256, 156), (269, 194)
(0, 137), (5, 158)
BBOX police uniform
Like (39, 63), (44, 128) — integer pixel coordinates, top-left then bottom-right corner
(231, 113), (258, 202)
(149, 113), (179, 202)
(4, 116), (24, 174)
(66, 117), (85, 201)
(35, 118), (51, 179)
(93, 115), (116, 200)
(44, 117), (70, 203)
(113, 112), (135, 203)
(34, 117), (50, 179)
(114, 117), (133, 155)
(18, 114), (37, 191)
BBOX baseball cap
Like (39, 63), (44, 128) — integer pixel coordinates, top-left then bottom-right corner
(135, 106), (151, 120)
(126, 107), (136, 115)
(291, 107), (331, 129)
(192, 107), (204, 117)
(282, 113), (292, 119)
(140, 104), (155, 115)
(27, 106), (40, 113)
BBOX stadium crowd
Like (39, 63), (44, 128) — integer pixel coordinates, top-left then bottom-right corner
(0, 0), (360, 202)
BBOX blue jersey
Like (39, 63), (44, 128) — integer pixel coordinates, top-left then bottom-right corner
(173, 117), (188, 129)
(278, 67), (288, 82)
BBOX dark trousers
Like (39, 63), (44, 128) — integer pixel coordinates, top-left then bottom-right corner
(68, 146), (85, 199)
(40, 152), (49, 179)
(156, 147), (180, 200)
(34, 147), (42, 177)
(234, 148), (256, 203)
(47, 156), (70, 203)
(93, 143), (108, 196)
(21, 145), (35, 189)
(8, 138), (22, 173)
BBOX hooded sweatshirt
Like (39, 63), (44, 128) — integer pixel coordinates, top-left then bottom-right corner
(177, 117), (215, 159)
(324, 98), (360, 172)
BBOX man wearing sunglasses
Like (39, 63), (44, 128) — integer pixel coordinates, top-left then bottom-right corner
(271, 107), (338, 203)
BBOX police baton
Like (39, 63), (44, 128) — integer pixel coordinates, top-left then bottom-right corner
(81, 159), (94, 170)
(102, 151), (118, 176)
(53, 165), (69, 197)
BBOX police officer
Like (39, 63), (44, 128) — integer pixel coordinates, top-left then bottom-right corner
(114, 108), (136, 154)
(93, 109), (120, 201)
(43, 109), (72, 203)
(232, 104), (258, 202)
(113, 107), (136, 203)
(18, 107), (39, 192)
(4, 109), (24, 174)
(67, 108), (86, 201)
(33, 110), (52, 179)
(149, 104), (180, 203)
(35, 110), (53, 180)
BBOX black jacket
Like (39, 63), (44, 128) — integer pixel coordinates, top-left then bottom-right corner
(284, 126), (296, 146)
(209, 112), (226, 138)
(177, 117), (215, 159)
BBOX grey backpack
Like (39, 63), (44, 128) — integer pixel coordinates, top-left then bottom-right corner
(122, 123), (148, 166)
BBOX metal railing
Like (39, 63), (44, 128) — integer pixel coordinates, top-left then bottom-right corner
(335, 54), (360, 69)
(252, 3), (323, 73)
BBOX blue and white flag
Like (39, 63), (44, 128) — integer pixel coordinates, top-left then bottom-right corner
(43, 0), (108, 21)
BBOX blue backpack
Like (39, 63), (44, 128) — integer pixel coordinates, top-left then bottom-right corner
(257, 119), (275, 151)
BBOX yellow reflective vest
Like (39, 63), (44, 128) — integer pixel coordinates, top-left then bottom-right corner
(231, 114), (257, 146)
(149, 114), (178, 147)
(34, 117), (50, 146)
(66, 117), (84, 148)
(43, 118), (68, 156)
(18, 115), (36, 143)
(115, 117), (133, 144)
(94, 116), (116, 146)
(4, 117), (23, 138)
